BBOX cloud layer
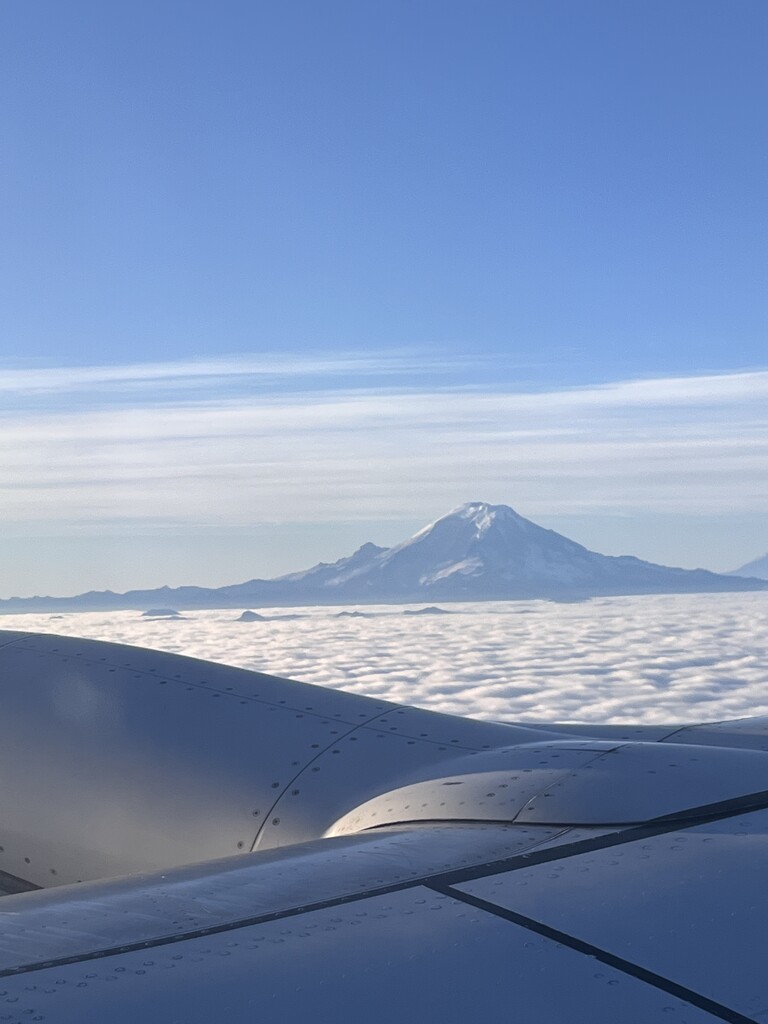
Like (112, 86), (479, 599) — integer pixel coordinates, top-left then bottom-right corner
(7, 592), (768, 725)
(1, 358), (767, 527)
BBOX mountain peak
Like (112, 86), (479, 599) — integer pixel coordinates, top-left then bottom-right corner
(2, 501), (765, 613)
(450, 501), (527, 528)
(451, 500), (520, 516)
(409, 501), (528, 546)
(729, 552), (768, 580)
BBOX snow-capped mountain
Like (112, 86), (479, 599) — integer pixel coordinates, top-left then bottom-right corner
(729, 553), (768, 581)
(1, 502), (765, 612)
(251, 501), (766, 601)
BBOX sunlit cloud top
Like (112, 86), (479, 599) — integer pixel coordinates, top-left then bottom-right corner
(7, 593), (768, 724)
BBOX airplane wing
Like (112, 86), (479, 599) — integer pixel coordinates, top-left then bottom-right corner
(0, 628), (766, 1022)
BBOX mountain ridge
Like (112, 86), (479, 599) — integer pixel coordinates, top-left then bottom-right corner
(2, 501), (766, 612)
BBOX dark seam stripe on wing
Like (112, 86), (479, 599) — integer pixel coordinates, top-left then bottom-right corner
(427, 883), (757, 1024)
(0, 634), (33, 651)
(0, 869), (40, 895)
(4, 782), (768, 979)
(437, 784), (768, 886)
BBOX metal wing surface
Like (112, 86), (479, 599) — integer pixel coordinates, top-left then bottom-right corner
(0, 629), (766, 1023)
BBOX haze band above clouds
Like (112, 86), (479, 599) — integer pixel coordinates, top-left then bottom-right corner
(0, 356), (766, 527)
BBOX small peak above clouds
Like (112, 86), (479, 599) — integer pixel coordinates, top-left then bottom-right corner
(729, 553), (768, 580)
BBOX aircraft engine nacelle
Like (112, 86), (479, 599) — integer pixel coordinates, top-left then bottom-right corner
(0, 631), (530, 887)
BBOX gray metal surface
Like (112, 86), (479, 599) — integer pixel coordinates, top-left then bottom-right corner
(327, 741), (617, 834)
(0, 823), (571, 970)
(5, 628), (768, 1021)
(0, 631), (551, 886)
(521, 721), (685, 742)
(0, 632), (386, 884)
(0, 870), (37, 897)
(523, 716), (768, 750)
(4, 629), (768, 886)
(662, 715), (768, 751)
(252, 708), (568, 849)
(0, 886), (724, 1024)
(455, 807), (768, 1021)
(514, 740), (768, 825)
(328, 737), (768, 832)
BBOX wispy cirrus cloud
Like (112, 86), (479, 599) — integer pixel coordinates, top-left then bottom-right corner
(0, 352), (480, 397)
(0, 358), (766, 528)
(539, 368), (768, 407)
(1, 354), (767, 404)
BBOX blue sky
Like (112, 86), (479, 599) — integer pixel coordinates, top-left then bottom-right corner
(0, 1), (766, 596)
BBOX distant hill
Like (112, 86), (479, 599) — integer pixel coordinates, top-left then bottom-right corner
(2, 501), (766, 613)
(729, 553), (768, 581)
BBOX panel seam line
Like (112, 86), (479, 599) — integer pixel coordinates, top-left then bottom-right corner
(426, 882), (757, 1024)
